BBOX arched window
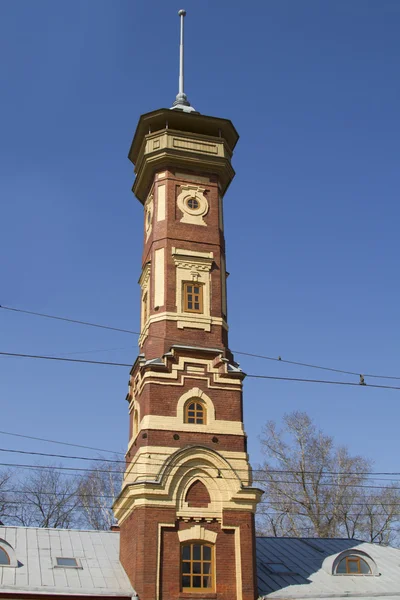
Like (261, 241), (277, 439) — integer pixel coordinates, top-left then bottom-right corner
(0, 547), (10, 566)
(184, 400), (206, 425)
(181, 542), (214, 591)
(336, 555), (371, 575)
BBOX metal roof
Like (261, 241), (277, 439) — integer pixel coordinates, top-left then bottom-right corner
(0, 526), (134, 597)
(257, 537), (400, 599)
(2, 527), (400, 598)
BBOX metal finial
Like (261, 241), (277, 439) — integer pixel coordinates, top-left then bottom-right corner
(171, 9), (196, 113)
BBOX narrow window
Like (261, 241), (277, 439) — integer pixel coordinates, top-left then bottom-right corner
(183, 282), (203, 313)
(185, 400), (206, 425)
(0, 547), (10, 565)
(336, 555), (371, 574)
(181, 543), (214, 591)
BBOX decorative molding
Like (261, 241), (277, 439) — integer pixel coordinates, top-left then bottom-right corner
(172, 247), (213, 330)
(153, 248), (165, 308)
(156, 184), (166, 221)
(130, 353), (242, 399)
(178, 525), (217, 544)
(145, 193), (154, 241)
(114, 445), (263, 524)
(157, 523), (176, 600)
(177, 185), (209, 226)
(221, 525), (242, 600)
(173, 138), (219, 155)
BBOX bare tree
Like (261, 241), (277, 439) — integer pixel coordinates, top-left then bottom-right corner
(0, 469), (13, 523)
(10, 466), (80, 528)
(257, 411), (400, 544)
(77, 457), (123, 530)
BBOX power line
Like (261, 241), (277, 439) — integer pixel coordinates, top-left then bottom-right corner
(2, 350), (400, 391)
(0, 351), (131, 367)
(4, 487), (400, 509)
(4, 445), (400, 480)
(2, 304), (400, 382)
(4, 460), (400, 490)
(2, 428), (400, 480)
(0, 430), (125, 456)
(247, 373), (400, 391)
(2, 495), (400, 517)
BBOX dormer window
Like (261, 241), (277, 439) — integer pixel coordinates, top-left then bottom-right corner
(0, 539), (17, 568)
(331, 550), (377, 576)
(0, 547), (10, 565)
(336, 555), (371, 575)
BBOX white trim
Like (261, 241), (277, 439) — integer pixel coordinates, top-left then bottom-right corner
(156, 523), (176, 600)
(178, 525), (217, 544)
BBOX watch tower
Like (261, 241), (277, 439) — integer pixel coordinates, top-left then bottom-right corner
(114, 11), (262, 600)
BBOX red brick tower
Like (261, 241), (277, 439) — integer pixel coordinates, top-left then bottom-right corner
(114, 11), (261, 600)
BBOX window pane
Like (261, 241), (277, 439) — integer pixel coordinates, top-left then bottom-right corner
(182, 562), (190, 573)
(188, 302), (193, 309)
(348, 559), (359, 573)
(359, 558), (371, 574)
(193, 576), (202, 588)
(188, 403), (195, 410)
(203, 562), (211, 574)
(182, 545), (190, 560)
(0, 548), (9, 565)
(188, 417), (195, 423)
(193, 545), (201, 560)
(337, 558), (346, 573)
(196, 404), (203, 412)
(194, 303), (199, 310)
(187, 286), (192, 293)
(56, 557), (78, 567)
(193, 562), (201, 574)
(203, 546), (211, 560)
(197, 418), (204, 424)
(203, 576), (212, 588)
(182, 576), (191, 588)
(194, 287), (199, 294)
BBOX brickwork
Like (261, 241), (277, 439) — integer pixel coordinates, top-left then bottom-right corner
(127, 430), (246, 462)
(185, 480), (211, 507)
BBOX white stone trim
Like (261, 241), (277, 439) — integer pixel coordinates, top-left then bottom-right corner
(156, 184), (166, 221)
(178, 525), (217, 544)
(153, 248), (165, 308)
(177, 185), (208, 226)
(145, 194), (154, 241)
(156, 523), (175, 600)
(172, 247), (213, 331)
(177, 387), (215, 423)
(221, 525), (242, 600)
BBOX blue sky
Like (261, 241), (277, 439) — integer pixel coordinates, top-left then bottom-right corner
(1, 0), (400, 479)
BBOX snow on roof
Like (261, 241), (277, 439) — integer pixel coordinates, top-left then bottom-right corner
(0, 526), (134, 596)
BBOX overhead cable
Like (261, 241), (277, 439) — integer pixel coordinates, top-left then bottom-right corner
(2, 304), (400, 382)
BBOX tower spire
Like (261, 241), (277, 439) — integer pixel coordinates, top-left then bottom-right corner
(171, 9), (196, 113)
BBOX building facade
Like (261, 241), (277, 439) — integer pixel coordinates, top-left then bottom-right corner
(113, 107), (262, 600)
